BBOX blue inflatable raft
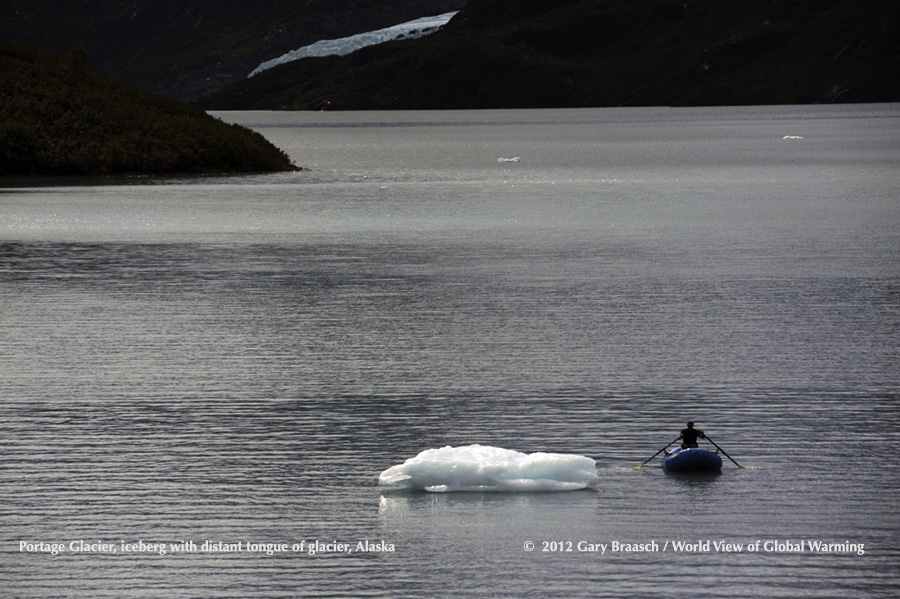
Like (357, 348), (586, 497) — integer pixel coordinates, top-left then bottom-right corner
(663, 447), (723, 472)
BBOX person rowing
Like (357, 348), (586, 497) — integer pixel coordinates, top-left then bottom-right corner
(636, 422), (744, 469)
(679, 421), (705, 449)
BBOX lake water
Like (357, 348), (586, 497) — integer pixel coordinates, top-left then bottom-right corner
(2, 105), (899, 597)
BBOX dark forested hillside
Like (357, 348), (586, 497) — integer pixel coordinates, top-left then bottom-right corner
(0, 40), (296, 176)
(0, 0), (468, 101)
(199, 0), (900, 110)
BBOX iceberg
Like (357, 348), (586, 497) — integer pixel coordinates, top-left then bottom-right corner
(249, 12), (458, 77)
(378, 445), (599, 492)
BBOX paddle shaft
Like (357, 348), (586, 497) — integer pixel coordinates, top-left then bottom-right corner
(703, 434), (744, 468)
(635, 437), (680, 469)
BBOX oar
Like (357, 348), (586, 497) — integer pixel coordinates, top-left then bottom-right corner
(703, 434), (744, 469)
(634, 437), (680, 470)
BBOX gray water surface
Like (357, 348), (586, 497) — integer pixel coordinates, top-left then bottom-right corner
(2, 105), (899, 598)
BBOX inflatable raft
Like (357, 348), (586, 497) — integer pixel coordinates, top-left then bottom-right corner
(663, 447), (723, 472)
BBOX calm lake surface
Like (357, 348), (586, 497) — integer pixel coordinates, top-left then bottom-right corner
(2, 105), (899, 597)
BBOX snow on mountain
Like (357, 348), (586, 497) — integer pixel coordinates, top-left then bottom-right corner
(248, 12), (458, 78)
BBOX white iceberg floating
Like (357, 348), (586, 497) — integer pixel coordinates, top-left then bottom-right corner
(378, 444), (598, 492)
(782, 135), (804, 139)
(249, 12), (458, 77)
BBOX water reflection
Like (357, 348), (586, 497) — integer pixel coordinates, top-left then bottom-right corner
(378, 490), (602, 537)
(663, 470), (723, 484)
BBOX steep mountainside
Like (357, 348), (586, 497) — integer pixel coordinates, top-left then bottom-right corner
(199, 0), (900, 110)
(0, 0), (468, 101)
(0, 40), (295, 176)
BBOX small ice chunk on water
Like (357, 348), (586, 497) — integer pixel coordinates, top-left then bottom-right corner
(497, 157), (521, 163)
(378, 444), (598, 492)
(782, 135), (804, 139)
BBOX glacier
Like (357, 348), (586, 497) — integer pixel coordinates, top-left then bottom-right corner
(249, 12), (458, 78)
(378, 445), (599, 492)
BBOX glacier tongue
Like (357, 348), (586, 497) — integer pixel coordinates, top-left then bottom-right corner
(249, 12), (458, 78)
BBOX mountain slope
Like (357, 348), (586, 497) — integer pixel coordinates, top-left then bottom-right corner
(0, 40), (295, 176)
(198, 0), (900, 110)
(0, 0), (468, 101)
